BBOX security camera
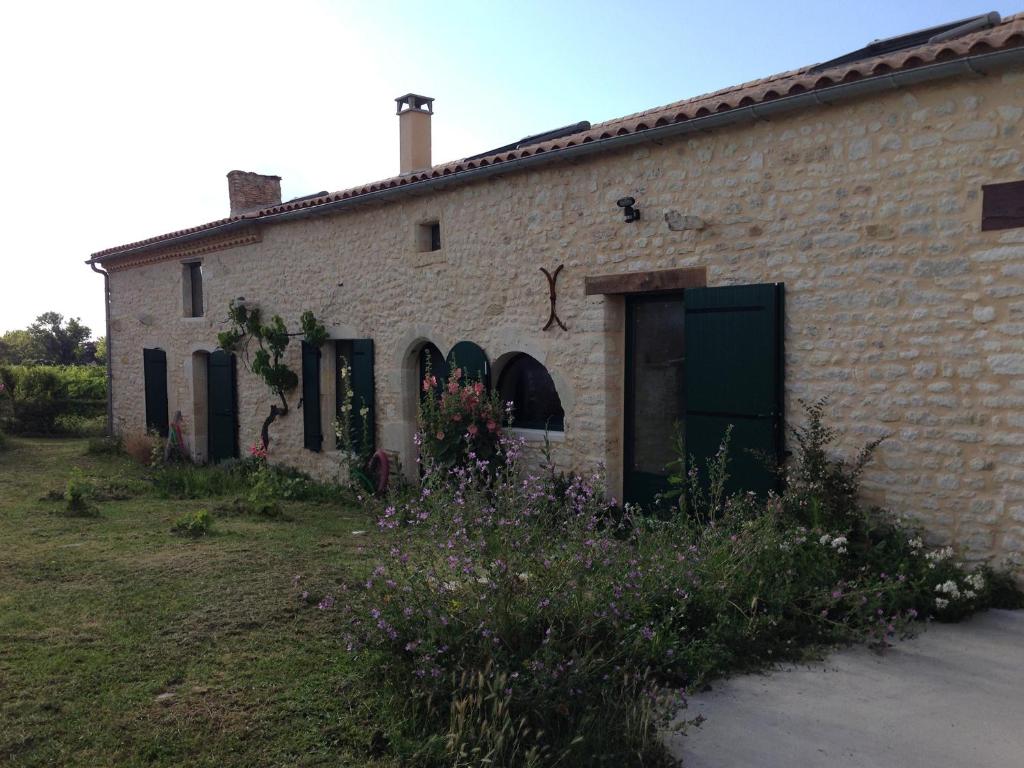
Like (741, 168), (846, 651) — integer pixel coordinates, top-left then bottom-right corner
(616, 196), (640, 223)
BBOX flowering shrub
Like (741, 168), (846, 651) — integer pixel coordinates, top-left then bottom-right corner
(311, 405), (1019, 766)
(418, 366), (506, 471)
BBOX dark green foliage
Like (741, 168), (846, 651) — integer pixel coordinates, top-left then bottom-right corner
(64, 469), (100, 517)
(86, 435), (123, 456)
(27, 312), (93, 365)
(0, 364), (106, 435)
(171, 508), (213, 537)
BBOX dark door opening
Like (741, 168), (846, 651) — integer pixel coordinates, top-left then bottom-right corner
(623, 284), (784, 508)
(207, 350), (238, 463)
(624, 294), (686, 508)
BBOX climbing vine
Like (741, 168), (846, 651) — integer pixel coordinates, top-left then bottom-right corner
(217, 300), (327, 450)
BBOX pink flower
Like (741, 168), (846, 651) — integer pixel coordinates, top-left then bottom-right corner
(447, 381), (459, 394)
(473, 382), (484, 395)
(422, 376), (436, 392)
(436, 431), (445, 440)
(453, 368), (463, 381)
(467, 424), (479, 437)
(451, 414), (462, 422)
(487, 420), (497, 432)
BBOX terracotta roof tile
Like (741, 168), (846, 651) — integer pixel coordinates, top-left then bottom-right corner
(91, 13), (1024, 261)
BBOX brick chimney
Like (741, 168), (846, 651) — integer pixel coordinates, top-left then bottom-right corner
(227, 170), (282, 216)
(395, 93), (434, 174)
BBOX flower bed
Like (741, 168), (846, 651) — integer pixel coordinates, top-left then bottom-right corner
(313, 393), (1020, 767)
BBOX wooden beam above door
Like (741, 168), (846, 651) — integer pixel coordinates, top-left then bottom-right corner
(584, 266), (707, 296)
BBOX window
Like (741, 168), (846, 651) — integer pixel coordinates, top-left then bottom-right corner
(497, 354), (564, 431)
(417, 220), (441, 252)
(184, 262), (204, 317)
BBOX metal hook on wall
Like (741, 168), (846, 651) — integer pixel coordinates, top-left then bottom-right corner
(540, 264), (567, 331)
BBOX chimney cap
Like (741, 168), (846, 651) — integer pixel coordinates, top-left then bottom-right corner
(395, 93), (434, 115)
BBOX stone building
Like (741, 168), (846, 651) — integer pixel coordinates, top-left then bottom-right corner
(89, 13), (1024, 564)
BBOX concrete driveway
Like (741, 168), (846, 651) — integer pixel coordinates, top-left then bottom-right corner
(668, 609), (1024, 768)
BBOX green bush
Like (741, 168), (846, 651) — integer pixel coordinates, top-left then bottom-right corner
(0, 364), (106, 435)
(64, 469), (100, 517)
(86, 435), (123, 456)
(321, 406), (1019, 767)
(171, 509), (213, 537)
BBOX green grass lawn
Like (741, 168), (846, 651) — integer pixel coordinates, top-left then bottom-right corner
(0, 437), (394, 768)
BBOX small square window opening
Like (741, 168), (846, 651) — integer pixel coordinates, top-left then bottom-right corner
(416, 220), (441, 252)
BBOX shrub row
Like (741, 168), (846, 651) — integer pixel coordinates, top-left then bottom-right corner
(0, 364), (106, 435)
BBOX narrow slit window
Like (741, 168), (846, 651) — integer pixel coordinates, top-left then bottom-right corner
(186, 262), (204, 317)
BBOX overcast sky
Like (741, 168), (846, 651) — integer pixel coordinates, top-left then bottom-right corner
(0, 0), (1003, 335)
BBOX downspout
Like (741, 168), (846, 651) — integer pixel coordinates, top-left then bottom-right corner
(89, 261), (114, 437)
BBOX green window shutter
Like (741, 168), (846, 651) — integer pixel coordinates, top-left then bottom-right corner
(683, 283), (784, 496)
(143, 348), (169, 437)
(301, 341), (322, 452)
(349, 339), (375, 455)
(208, 350), (239, 463)
(446, 341), (490, 388)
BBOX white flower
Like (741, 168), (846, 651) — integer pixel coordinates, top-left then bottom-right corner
(908, 537), (923, 551)
(965, 572), (985, 591)
(819, 534), (832, 546)
(935, 580), (961, 599)
(965, 590), (977, 600)
(517, 572), (531, 583)
(830, 536), (848, 554)
(935, 597), (950, 610)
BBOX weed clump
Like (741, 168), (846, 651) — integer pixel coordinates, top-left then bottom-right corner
(64, 469), (99, 517)
(171, 509), (213, 538)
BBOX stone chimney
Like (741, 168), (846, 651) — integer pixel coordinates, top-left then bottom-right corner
(227, 170), (282, 216)
(395, 93), (434, 174)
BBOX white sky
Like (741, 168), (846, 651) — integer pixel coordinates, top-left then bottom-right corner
(0, 0), (1001, 335)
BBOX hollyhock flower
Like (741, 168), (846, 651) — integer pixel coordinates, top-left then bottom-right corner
(467, 424), (479, 437)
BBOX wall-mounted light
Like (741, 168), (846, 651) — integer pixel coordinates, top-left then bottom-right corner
(617, 196), (641, 223)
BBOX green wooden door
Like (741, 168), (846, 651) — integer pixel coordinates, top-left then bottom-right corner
(683, 283), (784, 495)
(624, 295), (686, 508)
(301, 341), (322, 452)
(143, 348), (169, 437)
(207, 350), (238, 463)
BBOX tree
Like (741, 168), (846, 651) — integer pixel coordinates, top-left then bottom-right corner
(0, 329), (43, 365)
(27, 312), (92, 365)
(218, 301), (326, 450)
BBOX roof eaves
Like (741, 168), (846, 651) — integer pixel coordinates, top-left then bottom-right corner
(90, 13), (1024, 264)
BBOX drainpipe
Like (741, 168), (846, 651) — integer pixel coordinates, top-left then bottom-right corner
(89, 261), (114, 437)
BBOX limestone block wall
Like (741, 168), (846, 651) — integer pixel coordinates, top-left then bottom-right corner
(107, 70), (1024, 566)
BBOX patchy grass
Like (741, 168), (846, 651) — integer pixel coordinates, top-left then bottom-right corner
(0, 437), (394, 768)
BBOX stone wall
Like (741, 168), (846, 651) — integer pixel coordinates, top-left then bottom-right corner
(107, 70), (1024, 566)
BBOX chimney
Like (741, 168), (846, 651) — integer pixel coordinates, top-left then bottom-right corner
(227, 170), (282, 216)
(395, 93), (434, 174)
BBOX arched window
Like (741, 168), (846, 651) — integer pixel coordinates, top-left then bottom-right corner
(497, 354), (564, 431)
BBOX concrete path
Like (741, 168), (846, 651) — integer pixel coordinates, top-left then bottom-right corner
(668, 610), (1024, 768)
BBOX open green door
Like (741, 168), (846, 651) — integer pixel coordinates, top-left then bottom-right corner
(207, 350), (238, 463)
(683, 283), (784, 495)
